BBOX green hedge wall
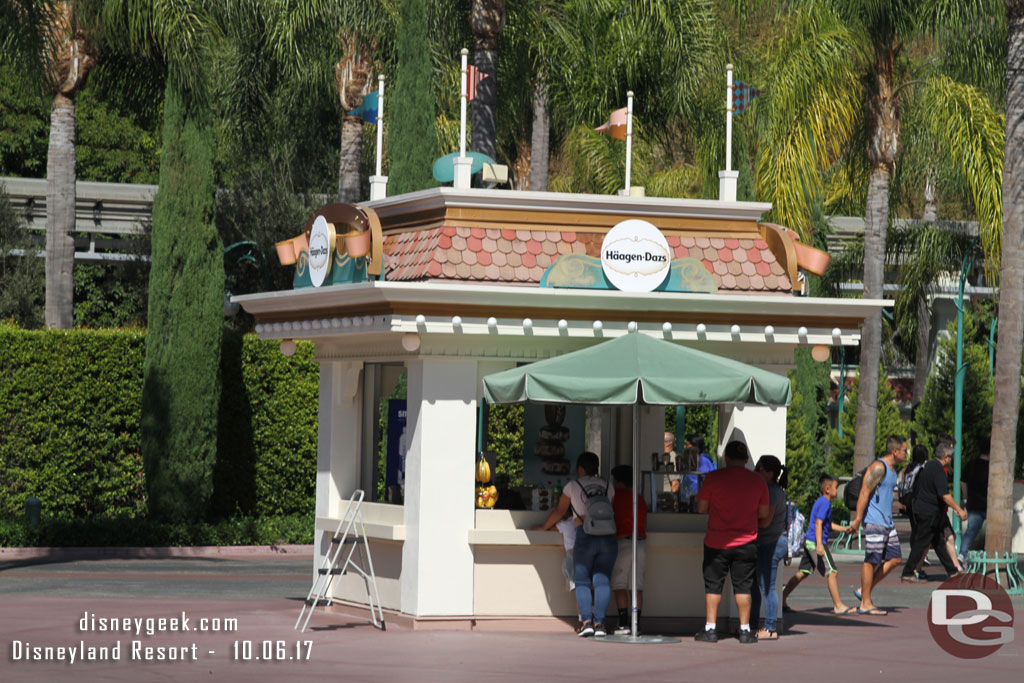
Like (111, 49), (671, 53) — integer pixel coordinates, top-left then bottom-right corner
(0, 326), (318, 520)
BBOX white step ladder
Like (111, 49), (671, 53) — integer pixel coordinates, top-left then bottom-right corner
(295, 490), (386, 632)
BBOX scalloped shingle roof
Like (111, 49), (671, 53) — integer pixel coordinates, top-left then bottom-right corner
(384, 226), (790, 293)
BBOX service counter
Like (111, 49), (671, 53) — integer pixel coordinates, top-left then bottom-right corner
(318, 503), (717, 619)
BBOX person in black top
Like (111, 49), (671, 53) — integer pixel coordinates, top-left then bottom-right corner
(901, 438), (968, 582)
(958, 449), (990, 566)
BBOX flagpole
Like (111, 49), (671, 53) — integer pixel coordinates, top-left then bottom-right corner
(725, 64), (733, 172)
(625, 91), (633, 194)
(369, 75), (389, 201)
(376, 75), (385, 177)
(460, 48), (468, 158)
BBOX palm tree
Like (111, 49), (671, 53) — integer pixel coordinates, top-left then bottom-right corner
(469, 0), (504, 162)
(1, 1), (100, 329)
(268, 1), (395, 202)
(987, 0), (1024, 553)
(756, 1), (1005, 473)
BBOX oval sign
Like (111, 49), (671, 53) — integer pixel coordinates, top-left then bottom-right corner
(308, 215), (336, 288)
(600, 219), (671, 292)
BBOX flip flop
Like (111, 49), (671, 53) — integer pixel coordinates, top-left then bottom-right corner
(756, 629), (778, 640)
(833, 606), (858, 615)
(857, 608), (887, 616)
(854, 588), (862, 601)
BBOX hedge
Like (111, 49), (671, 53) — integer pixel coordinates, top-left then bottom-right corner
(0, 325), (318, 520)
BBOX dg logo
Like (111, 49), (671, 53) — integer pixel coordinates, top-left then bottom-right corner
(928, 573), (1015, 659)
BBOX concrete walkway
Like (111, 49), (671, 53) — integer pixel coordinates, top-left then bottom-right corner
(0, 547), (1021, 682)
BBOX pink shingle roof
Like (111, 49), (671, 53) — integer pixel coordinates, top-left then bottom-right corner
(384, 226), (790, 293)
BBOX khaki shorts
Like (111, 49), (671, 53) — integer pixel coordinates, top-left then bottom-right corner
(611, 538), (646, 590)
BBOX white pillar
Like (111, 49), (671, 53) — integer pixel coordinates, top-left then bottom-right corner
(314, 361), (363, 571)
(401, 358), (478, 616)
(719, 63), (738, 202)
(718, 404), (787, 466)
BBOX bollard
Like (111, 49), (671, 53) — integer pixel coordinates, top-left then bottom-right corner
(24, 496), (41, 526)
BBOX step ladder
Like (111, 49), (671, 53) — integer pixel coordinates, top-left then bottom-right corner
(295, 490), (386, 632)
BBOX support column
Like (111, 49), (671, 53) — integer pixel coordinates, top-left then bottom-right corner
(401, 358), (478, 616)
(315, 361), (363, 571)
(718, 404), (787, 465)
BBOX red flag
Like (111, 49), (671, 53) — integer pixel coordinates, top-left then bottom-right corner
(467, 65), (488, 101)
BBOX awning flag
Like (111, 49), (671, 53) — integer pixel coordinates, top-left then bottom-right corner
(594, 107), (628, 140)
(732, 82), (764, 115)
(346, 91), (379, 124)
(467, 65), (488, 101)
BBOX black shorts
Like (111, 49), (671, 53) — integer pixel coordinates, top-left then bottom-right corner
(798, 541), (838, 577)
(702, 542), (757, 595)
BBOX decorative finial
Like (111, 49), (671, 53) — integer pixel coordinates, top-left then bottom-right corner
(461, 48), (469, 56)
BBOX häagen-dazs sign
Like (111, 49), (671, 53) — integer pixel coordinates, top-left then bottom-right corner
(308, 215), (337, 288)
(600, 219), (671, 292)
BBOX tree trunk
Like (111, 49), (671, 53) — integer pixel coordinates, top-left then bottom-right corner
(911, 297), (931, 408)
(45, 92), (76, 329)
(854, 48), (900, 474)
(986, 0), (1024, 553)
(470, 0), (505, 162)
(529, 79), (549, 191)
(339, 115), (364, 202)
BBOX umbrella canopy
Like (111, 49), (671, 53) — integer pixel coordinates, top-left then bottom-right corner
(483, 333), (791, 407)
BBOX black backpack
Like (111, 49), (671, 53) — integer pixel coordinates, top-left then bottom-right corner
(843, 466), (868, 510)
(898, 462), (924, 508)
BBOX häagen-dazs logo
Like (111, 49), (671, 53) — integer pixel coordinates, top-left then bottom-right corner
(600, 219), (671, 292)
(928, 573), (1014, 659)
(308, 215), (336, 288)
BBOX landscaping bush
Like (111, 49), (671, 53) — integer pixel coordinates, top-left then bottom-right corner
(0, 513), (313, 548)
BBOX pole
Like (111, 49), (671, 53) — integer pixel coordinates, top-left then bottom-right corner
(459, 49), (468, 158)
(631, 403), (639, 637)
(625, 91), (634, 193)
(953, 245), (974, 551)
(838, 347), (846, 438)
(989, 317), (998, 376)
(375, 75), (385, 176)
(725, 64), (734, 172)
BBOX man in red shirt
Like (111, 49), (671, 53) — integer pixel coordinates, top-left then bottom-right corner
(695, 440), (770, 644)
(610, 465), (647, 634)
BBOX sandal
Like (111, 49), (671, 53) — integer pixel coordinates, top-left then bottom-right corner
(756, 629), (778, 640)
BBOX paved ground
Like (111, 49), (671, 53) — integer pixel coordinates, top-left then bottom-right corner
(0, 547), (1021, 682)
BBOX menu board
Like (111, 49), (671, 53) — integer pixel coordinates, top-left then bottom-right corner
(522, 402), (586, 488)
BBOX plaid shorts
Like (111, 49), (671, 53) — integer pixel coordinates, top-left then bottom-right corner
(863, 524), (902, 565)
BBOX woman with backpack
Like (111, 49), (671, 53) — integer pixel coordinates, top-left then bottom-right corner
(537, 451), (617, 637)
(749, 455), (788, 640)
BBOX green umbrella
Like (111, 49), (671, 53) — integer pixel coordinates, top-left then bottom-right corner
(482, 332), (791, 643)
(483, 332), (792, 407)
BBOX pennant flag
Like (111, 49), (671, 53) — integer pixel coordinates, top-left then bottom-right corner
(467, 65), (488, 101)
(346, 91), (379, 124)
(732, 81), (764, 115)
(594, 107), (628, 140)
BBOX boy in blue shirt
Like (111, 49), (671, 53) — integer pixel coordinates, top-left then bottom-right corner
(781, 474), (855, 615)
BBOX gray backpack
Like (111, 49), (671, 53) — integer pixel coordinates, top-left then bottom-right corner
(576, 480), (617, 536)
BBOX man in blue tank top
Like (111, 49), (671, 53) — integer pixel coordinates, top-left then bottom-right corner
(848, 435), (907, 615)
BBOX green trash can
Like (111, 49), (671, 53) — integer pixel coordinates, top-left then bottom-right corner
(25, 497), (41, 526)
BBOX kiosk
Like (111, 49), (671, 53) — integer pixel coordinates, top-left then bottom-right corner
(234, 188), (888, 629)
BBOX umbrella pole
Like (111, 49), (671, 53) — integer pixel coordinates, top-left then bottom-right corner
(631, 403), (639, 637)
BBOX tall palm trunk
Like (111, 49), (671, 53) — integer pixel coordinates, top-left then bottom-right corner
(986, 0), (1024, 553)
(470, 0), (505, 162)
(45, 92), (76, 329)
(529, 78), (549, 191)
(854, 47), (900, 474)
(338, 115), (363, 202)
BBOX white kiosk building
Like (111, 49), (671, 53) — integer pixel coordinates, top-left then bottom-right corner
(235, 188), (887, 629)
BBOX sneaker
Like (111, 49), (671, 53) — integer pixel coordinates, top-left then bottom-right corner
(737, 630), (758, 644)
(613, 624), (631, 635)
(593, 623), (607, 637)
(576, 621), (594, 637)
(915, 570), (928, 580)
(901, 574), (924, 584)
(694, 628), (718, 643)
